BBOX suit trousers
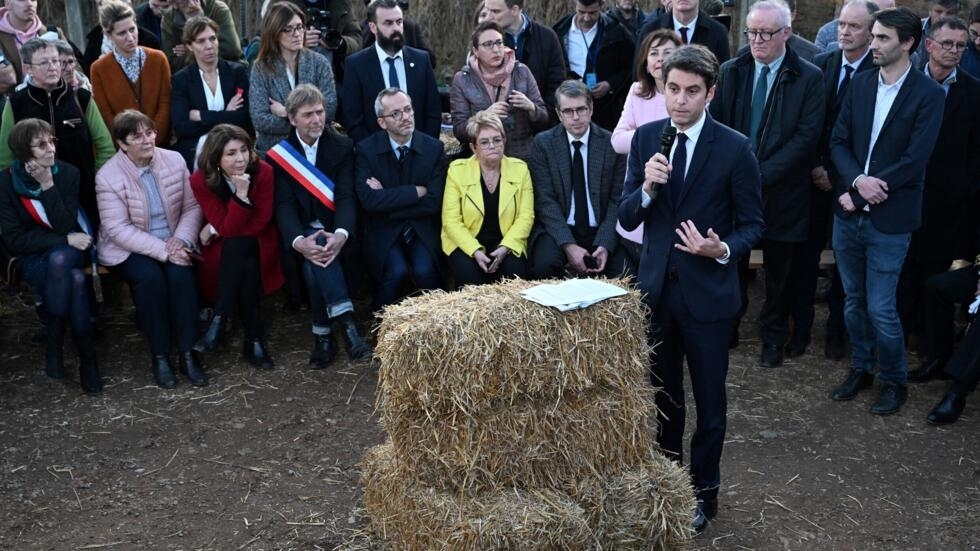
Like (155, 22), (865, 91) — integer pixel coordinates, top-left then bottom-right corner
(943, 308), (980, 393)
(832, 213), (911, 383)
(111, 253), (198, 355)
(447, 248), (527, 287)
(792, 190), (846, 344)
(374, 235), (442, 309)
(758, 239), (808, 346)
(649, 275), (732, 501)
(922, 266), (977, 361)
(897, 257), (950, 343)
(529, 231), (633, 280)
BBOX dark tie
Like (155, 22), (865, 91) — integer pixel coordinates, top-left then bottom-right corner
(397, 144), (409, 162)
(838, 64), (854, 96)
(669, 132), (688, 193)
(679, 26), (689, 44)
(749, 64), (770, 146)
(387, 56), (400, 89)
(572, 140), (589, 229)
(396, 144), (415, 244)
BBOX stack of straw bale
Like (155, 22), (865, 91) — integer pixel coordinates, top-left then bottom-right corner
(362, 279), (694, 550)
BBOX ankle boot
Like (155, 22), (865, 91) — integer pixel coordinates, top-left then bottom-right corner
(309, 333), (337, 369)
(193, 314), (225, 352)
(45, 315), (66, 379)
(73, 329), (103, 394)
(243, 338), (274, 370)
(152, 354), (177, 389)
(338, 314), (372, 361)
(179, 351), (208, 387)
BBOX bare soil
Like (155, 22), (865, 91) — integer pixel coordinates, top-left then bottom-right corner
(1, 277), (978, 551)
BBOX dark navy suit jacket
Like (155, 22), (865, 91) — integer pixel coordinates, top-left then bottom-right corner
(618, 114), (764, 321)
(339, 45), (441, 143)
(830, 65), (945, 233)
(353, 130), (446, 280)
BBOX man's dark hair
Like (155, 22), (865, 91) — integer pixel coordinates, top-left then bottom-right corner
(928, 15), (969, 37)
(661, 44), (719, 90)
(933, 0), (963, 14)
(972, 3), (980, 25)
(872, 7), (924, 54)
(576, 0), (602, 7)
(368, 0), (400, 23)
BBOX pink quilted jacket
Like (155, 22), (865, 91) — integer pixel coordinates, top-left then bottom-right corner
(96, 148), (202, 266)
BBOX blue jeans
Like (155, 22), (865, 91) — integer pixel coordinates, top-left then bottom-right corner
(301, 228), (353, 335)
(832, 213), (910, 384)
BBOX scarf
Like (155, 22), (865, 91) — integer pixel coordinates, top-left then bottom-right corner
(10, 161), (59, 198)
(470, 48), (516, 104)
(113, 47), (146, 83)
(0, 8), (43, 48)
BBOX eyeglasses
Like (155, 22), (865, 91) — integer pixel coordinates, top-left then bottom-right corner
(26, 58), (61, 69)
(933, 39), (968, 51)
(30, 137), (58, 150)
(743, 27), (785, 42)
(126, 129), (158, 143)
(478, 39), (505, 50)
(380, 105), (414, 121)
(60, 58), (75, 67)
(281, 25), (305, 35)
(971, 29), (980, 40)
(475, 136), (504, 149)
(558, 105), (590, 118)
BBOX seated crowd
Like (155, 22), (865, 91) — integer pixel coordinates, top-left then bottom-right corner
(1, 0), (980, 440)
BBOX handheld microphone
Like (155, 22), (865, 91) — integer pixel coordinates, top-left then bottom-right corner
(650, 125), (677, 202)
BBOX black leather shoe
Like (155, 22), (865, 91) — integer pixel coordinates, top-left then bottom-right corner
(73, 329), (102, 394)
(692, 497), (718, 534)
(909, 358), (949, 383)
(243, 338), (274, 370)
(179, 351), (208, 387)
(824, 334), (846, 361)
(831, 370), (874, 401)
(152, 355), (177, 389)
(869, 382), (907, 415)
(193, 314), (225, 353)
(927, 391), (966, 425)
(759, 343), (784, 368)
(340, 316), (373, 362)
(784, 340), (808, 359)
(309, 334), (338, 369)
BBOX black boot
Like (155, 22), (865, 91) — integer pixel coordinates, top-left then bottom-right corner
(45, 315), (66, 379)
(179, 351), (208, 387)
(193, 314), (225, 352)
(243, 338), (274, 370)
(309, 333), (337, 369)
(338, 314), (372, 362)
(152, 354), (177, 389)
(73, 329), (103, 394)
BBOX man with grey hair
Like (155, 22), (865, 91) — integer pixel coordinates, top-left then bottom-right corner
(270, 83), (372, 369)
(710, 0), (824, 368)
(353, 87), (445, 310)
(815, 0), (895, 51)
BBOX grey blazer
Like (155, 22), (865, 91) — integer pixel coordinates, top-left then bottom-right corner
(249, 49), (337, 154)
(528, 122), (626, 253)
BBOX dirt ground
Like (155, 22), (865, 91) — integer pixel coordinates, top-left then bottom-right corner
(1, 277), (979, 551)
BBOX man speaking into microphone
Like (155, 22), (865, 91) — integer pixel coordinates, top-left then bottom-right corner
(618, 44), (763, 534)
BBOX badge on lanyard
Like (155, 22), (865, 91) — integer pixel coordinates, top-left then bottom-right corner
(585, 73), (597, 88)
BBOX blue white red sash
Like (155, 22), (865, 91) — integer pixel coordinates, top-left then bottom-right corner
(19, 196), (93, 235)
(266, 140), (336, 211)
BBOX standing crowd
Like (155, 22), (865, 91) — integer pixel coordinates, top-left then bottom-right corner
(1, 0), (980, 536)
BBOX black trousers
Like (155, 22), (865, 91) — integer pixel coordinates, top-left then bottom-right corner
(649, 276), (732, 501)
(758, 240), (807, 347)
(215, 237), (263, 339)
(922, 266), (977, 361)
(528, 231), (633, 280)
(112, 253), (198, 355)
(447, 248), (527, 287)
(790, 187), (846, 344)
(898, 257), (950, 342)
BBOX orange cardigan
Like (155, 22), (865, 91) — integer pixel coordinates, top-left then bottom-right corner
(90, 47), (172, 146)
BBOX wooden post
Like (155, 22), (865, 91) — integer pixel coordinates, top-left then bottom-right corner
(63, 0), (92, 49)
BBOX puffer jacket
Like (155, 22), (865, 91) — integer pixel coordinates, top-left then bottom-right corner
(449, 60), (549, 162)
(96, 148), (202, 266)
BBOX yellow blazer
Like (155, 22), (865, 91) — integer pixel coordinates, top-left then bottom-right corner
(441, 155), (534, 257)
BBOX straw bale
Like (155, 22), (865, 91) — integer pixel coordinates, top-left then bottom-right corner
(362, 443), (594, 551)
(375, 278), (650, 416)
(383, 386), (656, 492)
(362, 443), (695, 551)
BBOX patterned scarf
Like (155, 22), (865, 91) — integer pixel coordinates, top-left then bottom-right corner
(113, 47), (146, 83)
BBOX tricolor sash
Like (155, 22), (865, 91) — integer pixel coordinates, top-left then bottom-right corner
(19, 196), (103, 302)
(267, 139), (336, 211)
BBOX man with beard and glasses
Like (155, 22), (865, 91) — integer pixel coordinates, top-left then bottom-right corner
(339, 0), (440, 143)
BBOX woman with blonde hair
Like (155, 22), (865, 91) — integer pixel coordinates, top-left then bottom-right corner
(442, 111), (533, 286)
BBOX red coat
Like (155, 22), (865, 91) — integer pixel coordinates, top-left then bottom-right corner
(190, 160), (284, 303)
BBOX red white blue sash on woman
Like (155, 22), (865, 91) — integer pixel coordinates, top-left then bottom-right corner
(266, 140), (336, 211)
(19, 196), (103, 302)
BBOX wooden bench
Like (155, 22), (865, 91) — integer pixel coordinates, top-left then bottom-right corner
(748, 249), (836, 270)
